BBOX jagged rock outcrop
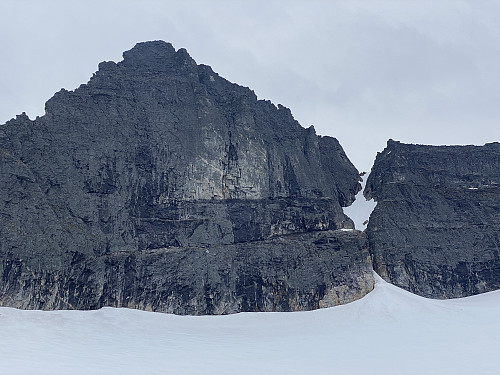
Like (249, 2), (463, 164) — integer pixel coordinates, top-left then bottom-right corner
(365, 140), (500, 298)
(0, 41), (373, 314)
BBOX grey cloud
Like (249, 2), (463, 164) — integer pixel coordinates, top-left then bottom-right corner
(1, 0), (499, 173)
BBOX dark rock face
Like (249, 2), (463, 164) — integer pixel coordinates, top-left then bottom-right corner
(0, 230), (372, 314)
(365, 140), (500, 298)
(0, 41), (373, 314)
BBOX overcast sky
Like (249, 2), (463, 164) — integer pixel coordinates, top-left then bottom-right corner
(1, 0), (500, 173)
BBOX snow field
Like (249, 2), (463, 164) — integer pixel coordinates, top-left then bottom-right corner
(1, 273), (499, 375)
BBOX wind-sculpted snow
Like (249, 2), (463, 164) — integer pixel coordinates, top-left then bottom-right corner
(1, 273), (499, 375)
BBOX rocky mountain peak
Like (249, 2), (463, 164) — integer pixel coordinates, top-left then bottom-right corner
(119, 40), (194, 71)
(0, 41), (371, 314)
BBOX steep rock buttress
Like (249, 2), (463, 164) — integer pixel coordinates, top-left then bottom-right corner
(365, 140), (500, 298)
(0, 41), (373, 314)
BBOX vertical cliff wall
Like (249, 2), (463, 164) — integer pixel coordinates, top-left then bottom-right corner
(0, 41), (373, 314)
(365, 140), (500, 298)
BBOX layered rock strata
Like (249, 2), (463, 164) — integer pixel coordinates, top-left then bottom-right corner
(0, 41), (373, 314)
(0, 230), (372, 314)
(365, 140), (500, 298)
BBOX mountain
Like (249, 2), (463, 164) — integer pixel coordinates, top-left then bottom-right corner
(3, 40), (499, 313)
(365, 140), (500, 297)
(0, 41), (372, 314)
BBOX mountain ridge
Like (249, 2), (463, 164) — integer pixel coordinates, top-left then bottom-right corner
(1, 40), (499, 314)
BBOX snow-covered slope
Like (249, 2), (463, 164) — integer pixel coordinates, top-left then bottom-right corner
(1, 273), (499, 375)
